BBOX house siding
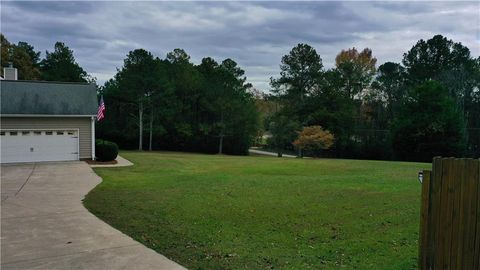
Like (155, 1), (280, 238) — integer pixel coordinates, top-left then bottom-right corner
(1, 117), (93, 159)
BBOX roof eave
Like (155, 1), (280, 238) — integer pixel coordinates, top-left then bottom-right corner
(1, 114), (97, 117)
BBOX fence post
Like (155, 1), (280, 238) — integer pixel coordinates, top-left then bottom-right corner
(419, 170), (431, 270)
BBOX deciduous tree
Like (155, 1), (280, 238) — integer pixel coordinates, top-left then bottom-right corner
(335, 47), (377, 99)
(17, 41), (41, 66)
(293, 126), (334, 156)
(0, 35), (41, 80)
(10, 45), (41, 80)
(0, 34), (10, 75)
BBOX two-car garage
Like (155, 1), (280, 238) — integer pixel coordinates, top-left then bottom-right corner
(0, 79), (98, 164)
(1, 129), (79, 163)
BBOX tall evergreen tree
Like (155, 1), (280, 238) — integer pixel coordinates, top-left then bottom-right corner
(115, 49), (159, 150)
(370, 62), (406, 121)
(165, 48), (202, 148)
(403, 35), (472, 85)
(270, 43), (323, 120)
(40, 42), (90, 82)
(391, 81), (466, 161)
(403, 35), (480, 157)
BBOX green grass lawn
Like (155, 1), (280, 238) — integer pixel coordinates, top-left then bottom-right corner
(84, 151), (430, 269)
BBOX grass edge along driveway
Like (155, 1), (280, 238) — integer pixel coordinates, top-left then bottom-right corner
(84, 151), (429, 269)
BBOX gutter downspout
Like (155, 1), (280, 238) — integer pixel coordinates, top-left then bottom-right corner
(91, 116), (95, 160)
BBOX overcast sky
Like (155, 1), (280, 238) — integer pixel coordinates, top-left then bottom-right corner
(2, 1), (479, 90)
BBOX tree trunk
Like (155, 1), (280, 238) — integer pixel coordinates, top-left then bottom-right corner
(218, 134), (224, 154)
(277, 145), (283, 157)
(218, 112), (225, 155)
(138, 101), (143, 151)
(298, 148), (303, 158)
(149, 106), (153, 151)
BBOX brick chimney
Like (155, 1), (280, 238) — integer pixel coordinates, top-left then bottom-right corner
(4, 63), (18, 80)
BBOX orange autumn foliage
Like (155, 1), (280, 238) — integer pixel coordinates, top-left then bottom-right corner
(293, 126), (335, 151)
(335, 47), (377, 74)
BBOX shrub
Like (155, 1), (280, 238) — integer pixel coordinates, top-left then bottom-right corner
(293, 126), (335, 156)
(95, 139), (119, 161)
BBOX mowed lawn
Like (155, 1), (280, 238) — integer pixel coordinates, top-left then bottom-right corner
(84, 151), (430, 269)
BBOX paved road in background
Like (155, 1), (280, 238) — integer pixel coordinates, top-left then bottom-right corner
(248, 148), (297, 158)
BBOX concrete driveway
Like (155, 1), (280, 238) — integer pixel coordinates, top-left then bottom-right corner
(1, 162), (185, 270)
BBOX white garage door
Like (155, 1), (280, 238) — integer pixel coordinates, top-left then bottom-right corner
(0, 130), (79, 163)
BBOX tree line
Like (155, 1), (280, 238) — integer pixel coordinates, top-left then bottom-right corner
(2, 32), (479, 161)
(262, 35), (480, 161)
(98, 49), (258, 154)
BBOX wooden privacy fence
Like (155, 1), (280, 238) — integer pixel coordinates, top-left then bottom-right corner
(419, 157), (480, 270)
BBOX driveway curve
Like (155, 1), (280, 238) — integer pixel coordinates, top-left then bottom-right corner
(1, 161), (185, 270)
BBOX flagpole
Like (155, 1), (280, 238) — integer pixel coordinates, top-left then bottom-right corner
(96, 95), (106, 160)
(101, 101), (103, 157)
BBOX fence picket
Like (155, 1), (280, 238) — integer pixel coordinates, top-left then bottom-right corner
(455, 159), (467, 269)
(443, 158), (456, 269)
(449, 159), (463, 269)
(474, 159), (480, 269)
(463, 159), (478, 269)
(430, 157), (443, 268)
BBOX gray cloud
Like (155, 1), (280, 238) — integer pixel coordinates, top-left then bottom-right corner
(2, 1), (479, 90)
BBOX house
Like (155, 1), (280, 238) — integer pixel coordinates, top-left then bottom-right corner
(0, 66), (97, 163)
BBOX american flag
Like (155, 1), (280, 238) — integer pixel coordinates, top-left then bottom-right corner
(97, 95), (106, 121)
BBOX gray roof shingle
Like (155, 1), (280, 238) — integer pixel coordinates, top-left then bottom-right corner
(1, 80), (98, 116)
